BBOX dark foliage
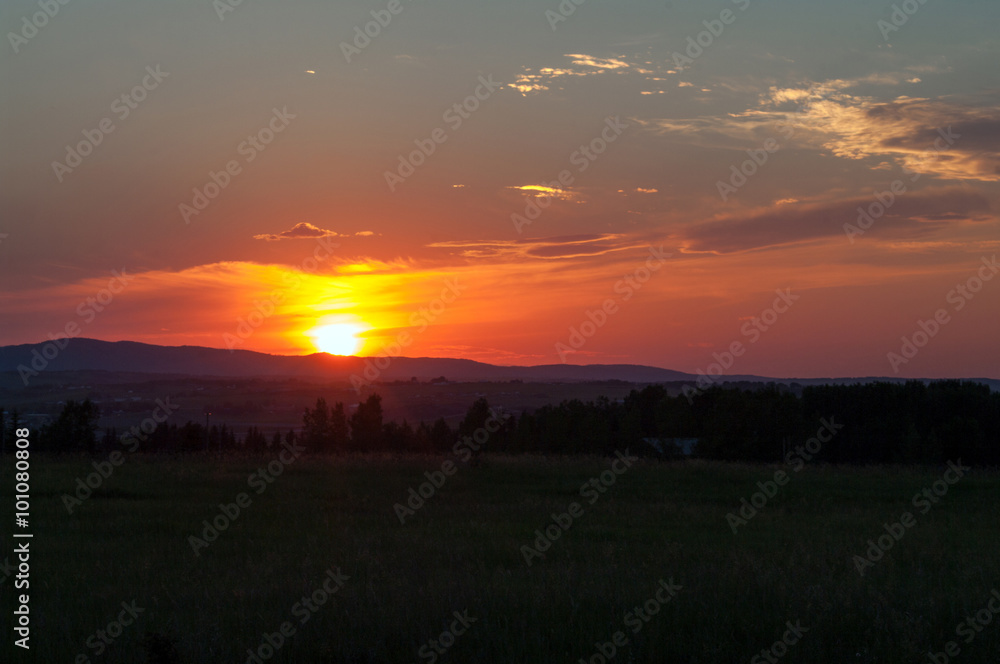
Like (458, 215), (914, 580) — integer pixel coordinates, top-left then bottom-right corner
(11, 380), (998, 464)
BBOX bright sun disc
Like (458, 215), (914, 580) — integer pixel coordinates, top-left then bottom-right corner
(309, 323), (364, 356)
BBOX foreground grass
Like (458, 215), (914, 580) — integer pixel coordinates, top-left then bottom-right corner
(2, 455), (999, 663)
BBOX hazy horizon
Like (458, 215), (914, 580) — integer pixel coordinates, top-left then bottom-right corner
(5, 336), (1000, 383)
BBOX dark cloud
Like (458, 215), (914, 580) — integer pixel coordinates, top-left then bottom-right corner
(428, 234), (638, 260)
(682, 188), (992, 254)
(647, 83), (1000, 182)
(253, 223), (374, 242)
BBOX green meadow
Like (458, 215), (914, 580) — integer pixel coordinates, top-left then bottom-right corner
(2, 455), (999, 663)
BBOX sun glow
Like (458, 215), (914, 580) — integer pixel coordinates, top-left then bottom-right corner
(309, 322), (366, 356)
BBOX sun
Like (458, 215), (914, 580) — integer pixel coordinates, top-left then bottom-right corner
(309, 323), (365, 356)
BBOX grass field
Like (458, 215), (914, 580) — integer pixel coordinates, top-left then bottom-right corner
(2, 454), (999, 663)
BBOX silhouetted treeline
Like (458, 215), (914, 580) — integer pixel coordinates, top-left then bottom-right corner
(299, 394), (474, 454)
(491, 380), (999, 464)
(6, 381), (999, 465)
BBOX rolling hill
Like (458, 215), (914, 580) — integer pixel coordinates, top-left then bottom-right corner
(1, 338), (997, 390)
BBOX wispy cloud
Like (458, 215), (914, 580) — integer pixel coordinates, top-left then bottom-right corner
(253, 223), (374, 242)
(564, 54), (631, 70)
(428, 233), (641, 260)
(641, 76), (1000, 181)
(679, 187), (992, 254)
(508, 184), (576, 200)
(511, 52), (674, 96)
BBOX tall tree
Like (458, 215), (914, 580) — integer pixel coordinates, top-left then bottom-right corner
(302, 398), (332, 452)
(350, 394), (383, 452)
(43, 400), (100, 454)
(330, 402), (349, 453)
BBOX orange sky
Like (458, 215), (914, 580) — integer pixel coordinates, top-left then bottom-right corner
(1, 0), (998, 379)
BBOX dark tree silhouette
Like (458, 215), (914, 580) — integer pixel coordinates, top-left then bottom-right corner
(30, 381), (1000, 464)
(350, 394), (383, 452)
(42, 399), (100, 454)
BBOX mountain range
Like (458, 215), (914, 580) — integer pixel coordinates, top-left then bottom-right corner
(2, 338), (997, 389)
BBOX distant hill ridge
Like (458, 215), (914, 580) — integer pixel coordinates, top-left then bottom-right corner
(1, 338), (997, 390)
(0, 338), (696, 383)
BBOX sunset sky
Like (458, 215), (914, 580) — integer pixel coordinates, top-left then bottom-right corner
(1, 0), (998, 378)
